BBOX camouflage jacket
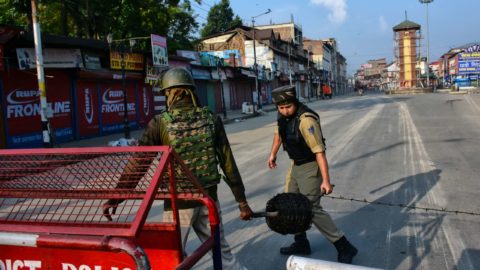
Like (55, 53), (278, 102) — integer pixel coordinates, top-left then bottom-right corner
(138, 103), (246, 204)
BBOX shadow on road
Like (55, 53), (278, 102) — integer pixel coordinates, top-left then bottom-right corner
(332, 168), (444, 269)
(225, 168), (452, 269)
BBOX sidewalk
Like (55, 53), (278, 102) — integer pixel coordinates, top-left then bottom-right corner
(59, 103), (278, 148)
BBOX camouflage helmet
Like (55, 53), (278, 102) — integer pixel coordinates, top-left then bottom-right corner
(272, 85), (297, 105)
(161, 67), (196, 91)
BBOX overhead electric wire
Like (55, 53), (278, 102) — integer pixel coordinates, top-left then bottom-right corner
(192, 1), (210, 14)
(200, 0), (214, 8)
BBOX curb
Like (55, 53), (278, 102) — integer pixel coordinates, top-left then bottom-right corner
(222, 107), (277, 125)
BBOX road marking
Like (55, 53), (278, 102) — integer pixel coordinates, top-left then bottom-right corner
(464, 94), (480, 113)
(399, 102), (473, 269)
(327, 103), (384, 163)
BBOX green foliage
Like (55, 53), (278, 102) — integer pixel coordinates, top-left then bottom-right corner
(0, 0), (199, 52)
(200, 0), (242, 38)
(0, 0), (31, 29)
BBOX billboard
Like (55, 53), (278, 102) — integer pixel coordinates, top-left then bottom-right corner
(75, 81), (100, 138)
(110, 52), (144, 71)
(99, 83), (137, 134)
(151, 34), (168, 67)
(458, 51), (480, 75)
(16, 48), (84, 70)
(137, 83), (154, 127)
(200, 50), (242, 67)
(1, 70), (73, 148)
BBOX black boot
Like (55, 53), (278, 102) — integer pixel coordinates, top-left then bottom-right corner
(280, 232), (311, 255)
(334, 236), (358, 264)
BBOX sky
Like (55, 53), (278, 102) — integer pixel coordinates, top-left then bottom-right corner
(192, 0), (480, 76)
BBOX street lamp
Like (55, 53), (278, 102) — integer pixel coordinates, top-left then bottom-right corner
(217, 58), (227, 119)
(288, 34), (303, 90)
(307, 46), (312, 102)
(30, 0), (52, 147)
(419, 0), (433, 88)
(107, 34), (143, 139)
(252, 8), (271, 111)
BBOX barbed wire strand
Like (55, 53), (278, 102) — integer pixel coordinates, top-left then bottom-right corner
(323, 194), (480, 216)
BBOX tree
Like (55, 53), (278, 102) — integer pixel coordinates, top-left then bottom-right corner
(0, 0), (200, 51)
(200, 0), (242, 38)
(0, 0), (31, 29)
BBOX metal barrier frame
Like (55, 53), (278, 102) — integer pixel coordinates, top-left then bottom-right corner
(0, 146), (222, 270)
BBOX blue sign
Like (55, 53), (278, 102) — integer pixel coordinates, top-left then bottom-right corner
(200, 50), (243, 66)
(454, 77), (471, 87)
(191, 68), (211, 80)
(458, 52), (480, 75)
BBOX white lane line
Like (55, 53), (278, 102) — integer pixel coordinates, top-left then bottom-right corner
(327, 103), (385, 163)
(399, 102), (473, 269)
(464, 94), (480, 113)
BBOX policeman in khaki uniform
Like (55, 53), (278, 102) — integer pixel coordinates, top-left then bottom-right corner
(104, 67), (253, 270)
(267, 85), (358, 264)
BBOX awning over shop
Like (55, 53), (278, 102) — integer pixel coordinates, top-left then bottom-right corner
(192, 67), (211, 80)
(76, 70), (143, 80)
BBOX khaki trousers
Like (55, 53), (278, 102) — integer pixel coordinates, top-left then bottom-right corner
(286, 161), (344, 243)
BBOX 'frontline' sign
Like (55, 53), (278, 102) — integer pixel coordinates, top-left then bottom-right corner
(1, 70), (73, 148)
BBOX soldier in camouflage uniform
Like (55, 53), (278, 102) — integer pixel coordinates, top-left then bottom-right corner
(267, 85), (358, 264)
(104, 67), (253, 270)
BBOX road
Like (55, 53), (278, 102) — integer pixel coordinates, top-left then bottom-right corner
(189, 92), (480, 270)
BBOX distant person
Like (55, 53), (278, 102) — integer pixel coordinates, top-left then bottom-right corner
(322, 83), (332, 99)
(358, 87), (364, 96)
(103, 67), (253, 270)
(267, 85), (358, 264)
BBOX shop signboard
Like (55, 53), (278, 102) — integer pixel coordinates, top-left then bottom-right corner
(151, 34), (168, 67)
(99, 83), (137, 134)
(84, 54), (101, 70)
(191, 68), (211, 80)
(1, 70), (73, 148)
(110, 52), (144, 71)
(16, 48), (83, 70)
(458, 51), (480, 75)
(200, 50), (242, 67)
(177, 50), (200, 65)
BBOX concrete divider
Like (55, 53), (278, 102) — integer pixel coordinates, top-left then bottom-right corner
(286, 256), (383, 270)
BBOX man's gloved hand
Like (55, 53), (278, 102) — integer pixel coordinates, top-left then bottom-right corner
(238, 200), (253, 220)
(102, 200), (119, 221)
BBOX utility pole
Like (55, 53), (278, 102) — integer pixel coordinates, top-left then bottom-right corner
(419, 0), (433, 88)
(217, 58), (227, 119)
(107, 35), (149, 139)
(31, 0), (52, 147)
(120, 44), (130, 139)
(251, 8), (271, 112)
(307, 47), (311, 102)
(288, 42), (293, 86)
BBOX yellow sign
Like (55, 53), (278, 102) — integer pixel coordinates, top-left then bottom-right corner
(110, 52), (144, 71)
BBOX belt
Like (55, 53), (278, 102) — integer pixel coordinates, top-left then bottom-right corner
(293, 158), (316, 166)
